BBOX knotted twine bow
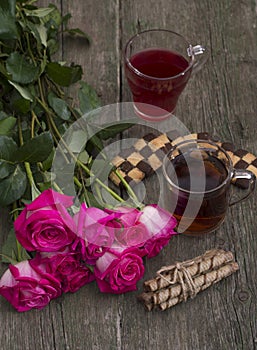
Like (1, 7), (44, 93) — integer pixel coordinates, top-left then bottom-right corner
(157, 260), (197, 301)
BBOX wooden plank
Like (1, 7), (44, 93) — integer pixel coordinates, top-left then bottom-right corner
(62, 0), (120, 106)
(0, 1), (256, 350)
(120, 1), (257, 350)
(45, 1), (121, 350)
(0, 1), (121, 350)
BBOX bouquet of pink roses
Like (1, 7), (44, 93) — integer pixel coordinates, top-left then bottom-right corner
(0, 1), (178, 313)
(0, 189), (177, 312)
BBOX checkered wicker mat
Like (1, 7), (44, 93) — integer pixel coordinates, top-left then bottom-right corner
(109, 131), (257, 189)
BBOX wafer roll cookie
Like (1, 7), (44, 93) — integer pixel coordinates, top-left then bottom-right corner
(143, 249), (233, 292)
(154, 261), (238, 306)
(158, 262), (239, 311)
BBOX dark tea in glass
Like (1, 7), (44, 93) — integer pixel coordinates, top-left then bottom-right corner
(163, 139), (256, 235)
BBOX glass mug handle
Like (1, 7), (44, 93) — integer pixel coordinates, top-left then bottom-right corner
(229, 169), (256, 206)
(187, 44), (208, 73)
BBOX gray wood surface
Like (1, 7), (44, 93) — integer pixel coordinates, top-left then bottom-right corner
(0, 1), (256, 349)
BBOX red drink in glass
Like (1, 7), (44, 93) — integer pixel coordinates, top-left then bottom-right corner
(124, 29), (207, 120)
(125, 48), (191, 119)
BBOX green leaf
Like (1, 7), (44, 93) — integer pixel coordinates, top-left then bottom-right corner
(79, 81), (100, 114)
(6, 52), (40, 84)
(0, 135), (18, 156)
(48, 92), (71, 120)
(15, 132), (53, 163)
(0, 0), (18, 40)
(8, 81), (33, 101)
(36, 23), (47, 47)
(0, 136), (18, 178)
(0, 160), (15, 179)
(90, 159), (113, 183)
(46, 62), (82, 87)
(24, 7), (55, 18)
(31, 181), (41, 201)
(0, 61), (11, 79)
(41, 148), (54, 171)
(0, 111), (8, 120)
(0, 164), (27, 206)
(0, 253), (18, 265)
(53, 163), (75, 196)
(13, 97), (31, 114)
(66, 28), (91, 43)
(0, 162), (15, 180)
(47, 39), (59, 56)
(95, 122), (135, 140)
(27, 22), (47, 48)
(0, 116), (16, 135)
(78, 150), (89, 164)
(86, 124), (104, 153)
(1, 0), (15, 16)
(1, 229), (31, 264)
(61, 13), (72, 28)
(66, 129), (87, 153)
(41, 4), (62, 27)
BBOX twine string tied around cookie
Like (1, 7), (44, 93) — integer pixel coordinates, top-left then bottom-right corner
(157, 260), (197, 301)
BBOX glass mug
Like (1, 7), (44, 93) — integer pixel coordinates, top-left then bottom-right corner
(162, 139), (256, 236)
(124, 29), (207, 121)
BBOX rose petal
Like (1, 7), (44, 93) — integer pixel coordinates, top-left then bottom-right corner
(139, 204), (177, 236)
(27, 189), (74, 211)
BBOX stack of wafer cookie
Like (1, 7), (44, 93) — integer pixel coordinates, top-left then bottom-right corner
(138, 249), (239, 311)
(109, 131), (257, 189)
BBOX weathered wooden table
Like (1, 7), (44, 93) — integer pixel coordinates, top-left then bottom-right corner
(1, 1), (256, 349)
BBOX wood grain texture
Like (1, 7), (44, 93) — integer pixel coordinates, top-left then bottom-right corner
(121, 2), (257, 350)
(62, 0), (120, 105)
(0, 1), (256, 349)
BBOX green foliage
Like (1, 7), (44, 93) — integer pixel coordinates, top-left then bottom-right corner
(0, 0), (134, 263)
(46, 62), (82, 87)
(0, 1), (103, 209)
(94, 121), (136, 140)
(48, 92), (71, 120)
(0, 164), (27, 206)
(79, 81), (101, 114)
(0, 0), (18, 40)
(1, 229), (31, 264)
(6, 52), (40, 84)
(0, 116), (16, 135)
(0, 135), (17, 179)
(15, 132), (53, 163)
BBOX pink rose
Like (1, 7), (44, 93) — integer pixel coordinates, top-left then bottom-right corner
(104, 207), (150, 249)
(34, 251), (95, 293)
(14, 189), (76, 252)
(143, 231), (174, 258)
(139, 205), (177, 258)
(0, 260), (61, 312)
(94, 248), (145, 294)
(76, 204), (118, 247)
(105, 207), (142, 227)
(72, 237), (107, 265)
(114, 223), (150, 249)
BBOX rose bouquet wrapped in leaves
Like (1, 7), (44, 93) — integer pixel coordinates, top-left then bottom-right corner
(0, 0), (178, 312)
